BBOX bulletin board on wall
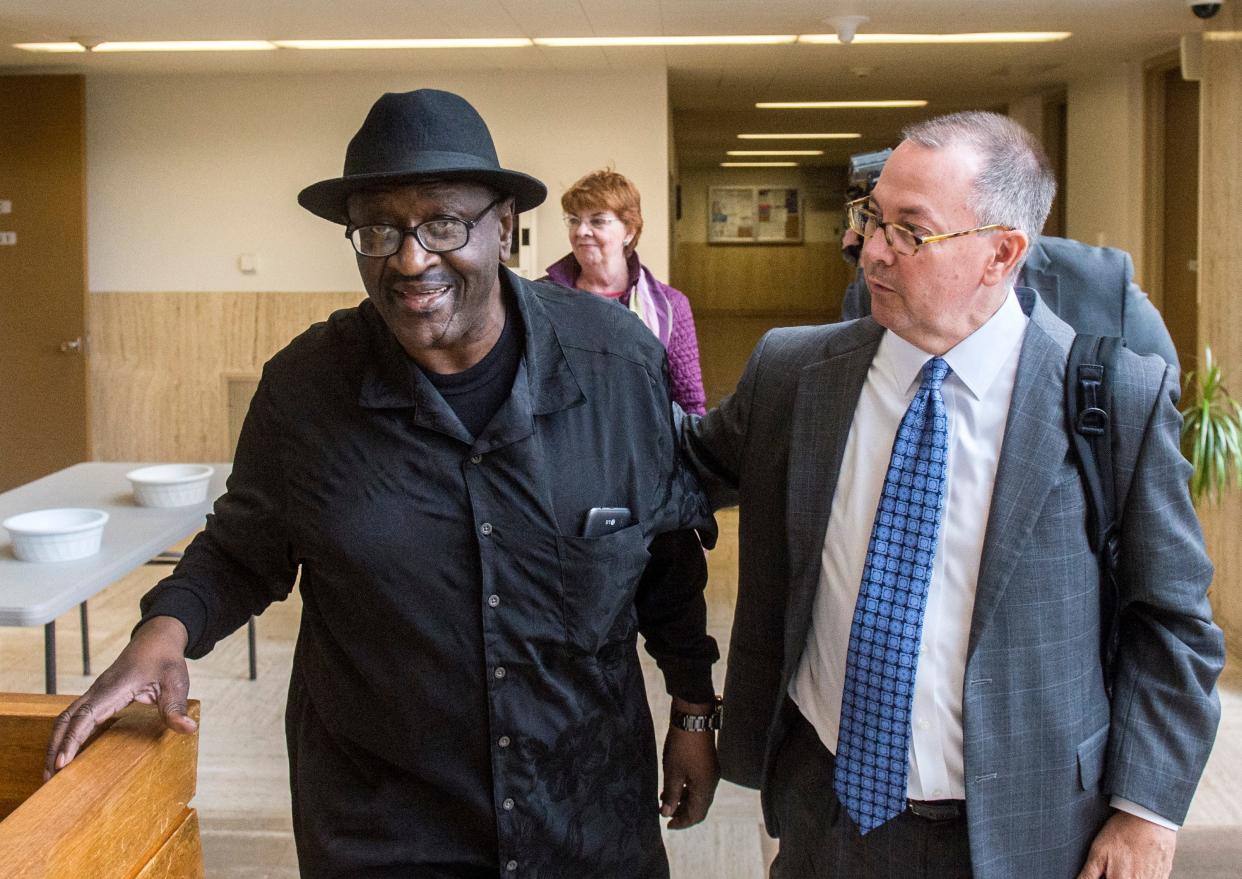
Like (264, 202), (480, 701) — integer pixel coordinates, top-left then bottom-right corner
(708, 186), (803, 244)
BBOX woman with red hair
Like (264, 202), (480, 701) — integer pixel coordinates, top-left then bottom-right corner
(545, 169), (706, 414)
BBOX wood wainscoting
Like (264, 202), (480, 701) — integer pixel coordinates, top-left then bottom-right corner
(671, 241), (853, 317)
(90, 292), (361, 463)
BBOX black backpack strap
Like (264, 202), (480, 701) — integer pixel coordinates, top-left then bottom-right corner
(1065, 334), (1123, 692)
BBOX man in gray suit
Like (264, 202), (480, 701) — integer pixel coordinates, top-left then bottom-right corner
(682, 111), (1223, 878)
(841, 235), (1181, 371)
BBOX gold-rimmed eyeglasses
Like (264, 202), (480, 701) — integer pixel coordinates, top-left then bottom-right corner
(845, 196), (1012, 257)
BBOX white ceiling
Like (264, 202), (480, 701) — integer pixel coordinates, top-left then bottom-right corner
(0, 1), (1207, 170)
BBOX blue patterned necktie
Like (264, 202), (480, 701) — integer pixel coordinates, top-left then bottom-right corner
(833, 356), (951, 835)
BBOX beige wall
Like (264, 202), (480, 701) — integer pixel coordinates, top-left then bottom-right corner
(84, 68), (671, 462)
(1065, 66), (1146, 263)
(1197, 12), (1242, 650)
(86, 69), (670, 292)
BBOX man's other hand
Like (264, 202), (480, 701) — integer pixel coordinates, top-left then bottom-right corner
(43, 615), (196, 780)
(659, 697), (720, 829)
(1076, 810), (1177, 879)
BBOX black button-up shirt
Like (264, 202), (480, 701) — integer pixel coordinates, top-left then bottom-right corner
(141, 270), (717, 878)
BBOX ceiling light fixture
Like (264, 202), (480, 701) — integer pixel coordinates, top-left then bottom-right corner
(534, 35), (796, 47)
(90, 41), (278, 52)
(756, 100), (927, 109)
(721, 161), (799, 167)
(797, 32), (1071, 45)
(738, 132), (861, 140)
(727, 150), (824, 156)
(13, 42), (88, 53)
(274, 38), (533, 49)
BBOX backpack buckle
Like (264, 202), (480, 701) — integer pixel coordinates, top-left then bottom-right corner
(1076, 406), (1108, 437)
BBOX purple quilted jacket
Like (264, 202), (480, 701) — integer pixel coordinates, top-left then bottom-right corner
(545, 252), (706, 415)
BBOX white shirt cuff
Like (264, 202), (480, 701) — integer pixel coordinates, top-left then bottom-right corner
(1110, 796), (1179, 831)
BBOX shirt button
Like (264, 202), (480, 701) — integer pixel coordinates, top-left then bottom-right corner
(917, 718), (931, 730)
(498, 735), (511, 748)
(480, 522), (493, 536)
(506, 861), (518, 872)
(487, 594), (500, 608)
(494, 666), (507, 679)
(502, 797), (515, 811)
(470, 454), (483, 465)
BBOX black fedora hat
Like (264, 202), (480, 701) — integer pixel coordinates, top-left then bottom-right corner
(298, 89), (547, 224)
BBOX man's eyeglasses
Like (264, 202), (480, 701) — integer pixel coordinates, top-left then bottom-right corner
(563, 214), (619, 231)
(346, 196), (505, 257)
(845, 196), (1012, 257)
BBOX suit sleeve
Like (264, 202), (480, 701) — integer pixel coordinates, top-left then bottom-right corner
(1103, 361), (1224, 823)
(677, 330), (776, 511)
(1119, 253), (1181, 373)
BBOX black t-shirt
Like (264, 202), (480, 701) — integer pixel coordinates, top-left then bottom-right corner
(421, 303), (522, 439)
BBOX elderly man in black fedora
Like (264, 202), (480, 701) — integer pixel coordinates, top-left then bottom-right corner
(46, 89), (722, 878)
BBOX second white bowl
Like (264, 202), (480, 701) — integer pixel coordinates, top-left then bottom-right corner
(127, 464), (215, 508)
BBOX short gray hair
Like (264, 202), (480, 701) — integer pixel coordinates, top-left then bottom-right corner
(901, 111), (1056, 247)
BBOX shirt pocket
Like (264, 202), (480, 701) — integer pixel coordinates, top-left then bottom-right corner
(557, 523), (649, 655)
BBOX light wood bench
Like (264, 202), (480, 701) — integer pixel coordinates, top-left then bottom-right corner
(0, 692), (203, 878)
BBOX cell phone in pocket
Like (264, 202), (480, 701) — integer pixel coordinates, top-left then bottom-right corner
(581, 507), (634, 538)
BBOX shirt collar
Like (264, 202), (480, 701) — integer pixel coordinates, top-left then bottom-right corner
(878, 287), (1029, 400)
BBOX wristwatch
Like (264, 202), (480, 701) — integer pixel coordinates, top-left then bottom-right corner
(671, 695), (723, 732)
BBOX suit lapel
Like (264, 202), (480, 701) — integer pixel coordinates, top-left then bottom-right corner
(782, 320), (883, 678)
(967, 304), (1072, 658)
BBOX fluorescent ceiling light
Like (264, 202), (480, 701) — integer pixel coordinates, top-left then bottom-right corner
(14, 42), (88, 53)
(798, 32), (1071, 44)
(721, 161), (799, 167)
(91, 41), (277, 52)
(534, 35), (796, 47)
(727, 150), (823, 156)
(738, 132), (861, 140)
(275, 38), (532, 49)
(1204, 31), (1242, 42)
(756, 100), (927, 109)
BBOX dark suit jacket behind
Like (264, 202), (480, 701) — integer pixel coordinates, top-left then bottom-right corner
(841, 235), (1181, 371)
(683, 291), (1222, 879)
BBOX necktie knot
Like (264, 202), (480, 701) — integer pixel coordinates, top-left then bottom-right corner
(921, 356), (950, 392)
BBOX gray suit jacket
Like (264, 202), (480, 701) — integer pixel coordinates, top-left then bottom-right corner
(841, 235), (1181, 372)
(683, 290), (1222, 879)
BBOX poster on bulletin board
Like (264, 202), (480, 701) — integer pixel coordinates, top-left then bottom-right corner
(708, 185), (802, 244)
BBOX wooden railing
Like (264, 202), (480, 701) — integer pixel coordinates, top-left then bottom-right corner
(0, 692), (203, 878)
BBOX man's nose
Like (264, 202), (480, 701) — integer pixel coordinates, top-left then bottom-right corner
(861, 224), (894, 265)
(390, 230), (439, 273)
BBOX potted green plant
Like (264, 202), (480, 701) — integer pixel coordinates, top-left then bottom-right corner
(1181, 347), (1242, 505)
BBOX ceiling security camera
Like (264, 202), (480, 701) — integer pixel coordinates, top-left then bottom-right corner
(1187, 0), (1224, 19)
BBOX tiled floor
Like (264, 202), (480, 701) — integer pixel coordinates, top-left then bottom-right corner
(2, 510), (1239, 877)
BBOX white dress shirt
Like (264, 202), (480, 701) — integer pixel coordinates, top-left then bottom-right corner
(790, 288), (1174, 828)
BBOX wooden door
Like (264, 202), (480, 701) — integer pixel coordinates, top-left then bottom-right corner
(0, 75), (89, 492)
(1160, 68), (1200, 373)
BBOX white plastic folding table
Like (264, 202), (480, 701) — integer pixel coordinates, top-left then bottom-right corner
(0, 462), (230, 694)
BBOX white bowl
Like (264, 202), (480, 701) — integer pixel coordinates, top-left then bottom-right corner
(3, 508), (109, 562)
(127, 464), (215, 508)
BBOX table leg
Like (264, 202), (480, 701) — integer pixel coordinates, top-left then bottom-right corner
(247, 616), (257, 681)
(80, 601), (91, 676)
(45, 620), (57, 695)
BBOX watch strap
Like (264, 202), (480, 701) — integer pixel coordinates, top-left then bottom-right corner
(671, 696), (723, 732)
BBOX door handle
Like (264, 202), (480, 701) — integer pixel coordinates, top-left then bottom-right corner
(59, 337), (83, 354)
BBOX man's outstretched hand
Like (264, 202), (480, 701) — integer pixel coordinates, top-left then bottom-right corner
(44, 615), (196, 781)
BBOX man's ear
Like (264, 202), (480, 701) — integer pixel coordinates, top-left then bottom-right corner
(982, 229), (1029, 286)
(497, 197), (516, 262)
